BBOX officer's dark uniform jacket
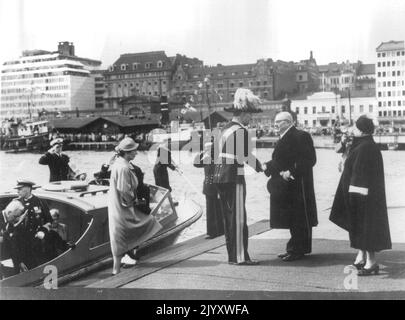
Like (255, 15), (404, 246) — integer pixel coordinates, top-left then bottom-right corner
(19, 195), (53, 267)
(39, 152), (70, 182)
(213, 121), (262, 183)
(194, 150), (217, 196)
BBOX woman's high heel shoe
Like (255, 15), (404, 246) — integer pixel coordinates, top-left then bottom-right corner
(358, 264), (380, 276)
(352, 262), (366, 270)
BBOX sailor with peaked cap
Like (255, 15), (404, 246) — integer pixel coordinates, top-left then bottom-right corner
(39, 137), (70, 182)
(14, 179), (53, 268)
(213, 88), (264, 265)
(108, 137), (162, 275)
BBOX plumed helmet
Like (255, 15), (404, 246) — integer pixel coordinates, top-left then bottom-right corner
(224, 88), (262, 113)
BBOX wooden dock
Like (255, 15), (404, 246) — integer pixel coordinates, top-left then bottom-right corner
(65, 220), (270, 288)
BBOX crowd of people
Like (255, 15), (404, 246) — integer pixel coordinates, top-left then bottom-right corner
(0, 87), (393, 279)
(49, 132), (148, 145)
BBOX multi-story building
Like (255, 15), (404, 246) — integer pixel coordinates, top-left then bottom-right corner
(0, 42), (101, 120)
(103, 51), (203, 111)
(170, 58), (297, 110)
(319, 61), (375, 93)
(355, 63), (375, 90)
(376, 40), (405, 123)
(319, 61), (356, 92)
(295, 51), (319, 94)
(292, 90), (377, 128)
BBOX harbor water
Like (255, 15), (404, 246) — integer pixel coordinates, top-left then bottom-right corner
(1, 148), (405, 242)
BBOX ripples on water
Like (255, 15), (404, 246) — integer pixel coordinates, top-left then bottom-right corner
(1, 149), (404, 241)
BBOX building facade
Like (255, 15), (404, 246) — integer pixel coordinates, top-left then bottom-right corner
(103, 51), (203, 111)
(295, 51), (319, 94)
(319, 61), (375, 93)
(376, 40), (405, 123)
(292, 91), (377, 128)
(0, 42), (101, 120)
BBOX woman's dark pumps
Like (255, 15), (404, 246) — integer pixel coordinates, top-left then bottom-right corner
(358, 264), (380, 276)
(352, 262), (365, 270)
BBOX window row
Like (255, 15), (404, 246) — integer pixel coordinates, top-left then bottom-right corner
(377, 60), (405, 67)
(377, 80), (405, 87)
(296, 105), (374, 114)
(378, 101), (405, 107)
(377, 70), (404, 77)
(377, 51), (405, 58)
(378, 110), (405, 117)
(378, 90), (405, 97)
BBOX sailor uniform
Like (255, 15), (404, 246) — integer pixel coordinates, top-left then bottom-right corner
(213, 121), (262, 263)
(39, 152), (70, 182)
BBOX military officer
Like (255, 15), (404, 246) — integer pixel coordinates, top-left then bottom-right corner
(194, 140), (224, 239)
(39, 137), (70, 182)
(14, 180), (73, 268)
(213, 88), (264, 265)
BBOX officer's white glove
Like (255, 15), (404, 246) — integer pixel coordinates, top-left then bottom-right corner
(35, 231), (45, 240)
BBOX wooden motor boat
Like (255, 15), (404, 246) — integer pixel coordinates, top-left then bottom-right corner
(0, 181), (202, 287)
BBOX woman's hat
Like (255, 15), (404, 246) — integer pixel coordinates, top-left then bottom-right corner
(224, 88), (262, 113)
(50, 138), (64, 146)
(115, 137), (139, 152)
(355, 115), (375, 134)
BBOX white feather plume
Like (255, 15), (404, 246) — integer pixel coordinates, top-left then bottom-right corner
(233, 88), (261, 110)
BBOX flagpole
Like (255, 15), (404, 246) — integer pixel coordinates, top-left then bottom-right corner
(204, 77), (212, 130)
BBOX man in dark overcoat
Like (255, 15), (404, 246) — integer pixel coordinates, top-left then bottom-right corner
(213, 88), (263, 265)
(264, 112), (317, 261)
(330, 115), (391, 275)
(39, 138), (70, 182)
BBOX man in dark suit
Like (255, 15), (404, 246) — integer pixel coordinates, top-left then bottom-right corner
(39, 138), (70, 182)
(264, 112), (318, 261)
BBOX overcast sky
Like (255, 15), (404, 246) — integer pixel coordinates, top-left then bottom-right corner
(1, 0), (405, 68)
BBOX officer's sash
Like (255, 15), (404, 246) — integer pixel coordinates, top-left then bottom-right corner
(218, 124), (242, 161)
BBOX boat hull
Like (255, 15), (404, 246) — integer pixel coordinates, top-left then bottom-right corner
(0, 184), (201, 287)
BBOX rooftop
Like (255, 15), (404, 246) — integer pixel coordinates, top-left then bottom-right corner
(376, 40), (405, 52)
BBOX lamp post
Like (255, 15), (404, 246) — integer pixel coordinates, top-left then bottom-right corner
(347, 87), (352, 125)
(204, 77), (212, 130)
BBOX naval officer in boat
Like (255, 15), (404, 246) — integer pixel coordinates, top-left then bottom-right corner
(39, 138), (70, 182)
(108, 137), (162, 275)
(213, 88), (264, 265)
(14, 180), (75, 267)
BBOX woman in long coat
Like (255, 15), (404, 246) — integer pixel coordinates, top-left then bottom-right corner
(108, 137), (162, 275)
(330, 115), (391, 276)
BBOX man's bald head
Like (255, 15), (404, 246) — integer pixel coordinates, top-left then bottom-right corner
(275, 112), (293, 124)
(274, 112), (294, 135)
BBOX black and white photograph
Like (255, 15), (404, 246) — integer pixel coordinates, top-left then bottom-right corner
(0, 0), (405, 302)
